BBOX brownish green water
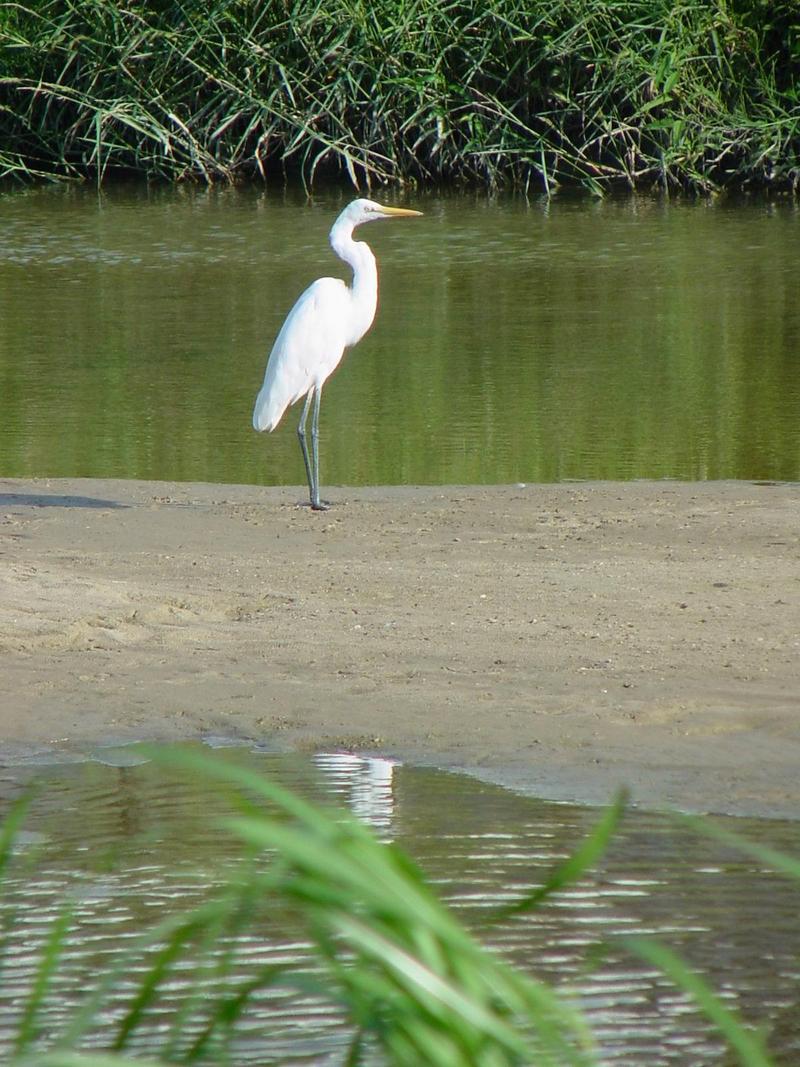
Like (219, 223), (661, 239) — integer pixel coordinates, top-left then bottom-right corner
(0, 185), (798, 487)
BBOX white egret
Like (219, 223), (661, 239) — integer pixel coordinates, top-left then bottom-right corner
(252, 198), (422, 510)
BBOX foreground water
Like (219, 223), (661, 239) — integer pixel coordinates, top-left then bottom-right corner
(0, 184), (798, 487)
(0, 745), (797, 1064)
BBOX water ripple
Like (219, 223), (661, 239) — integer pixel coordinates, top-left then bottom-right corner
(0, 747), (797, 1064)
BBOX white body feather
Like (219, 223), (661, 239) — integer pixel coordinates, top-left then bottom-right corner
(253, 277), (352, 432)
(253, 202), (382, 434)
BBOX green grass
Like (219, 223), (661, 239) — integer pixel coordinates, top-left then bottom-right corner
(0, 0), (798, 192)
(1, 750), (791, 1066)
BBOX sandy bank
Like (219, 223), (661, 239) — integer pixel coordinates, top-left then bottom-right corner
(1, 477), (798, 818)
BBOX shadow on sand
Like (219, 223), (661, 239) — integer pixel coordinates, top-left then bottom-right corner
(0, 493), (127, 509)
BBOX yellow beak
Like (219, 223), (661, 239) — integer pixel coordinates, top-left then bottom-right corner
(377, 205), (424, 218)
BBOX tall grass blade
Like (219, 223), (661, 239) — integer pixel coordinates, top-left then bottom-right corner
(156, 747), (598, 1064)
(625, 937), (774, 1067)
(679, 815), (800, 881)
(111, 915), (208, 1051)
(486, 788), (627, 921)
(179, 963), (289, 1062)
(51, 894), (251, 1052)
(14, 905), (74, 1055)
(0, 794), (32, 886)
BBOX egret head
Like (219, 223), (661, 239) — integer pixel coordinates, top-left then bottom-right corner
(340, 198), (423, 229)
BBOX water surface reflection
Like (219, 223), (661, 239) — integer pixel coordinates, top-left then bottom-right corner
(0, 747), (797, 1064)
(0, 186), (797, 486)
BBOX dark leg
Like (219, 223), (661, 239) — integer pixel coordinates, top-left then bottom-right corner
(310, 387), (329, 511)
(297, 391), (314, 506)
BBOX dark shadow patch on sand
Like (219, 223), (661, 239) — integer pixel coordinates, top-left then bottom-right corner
(0, 493), (127, 510)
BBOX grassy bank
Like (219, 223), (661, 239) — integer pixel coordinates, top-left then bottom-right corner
(0, 0), (798, 192)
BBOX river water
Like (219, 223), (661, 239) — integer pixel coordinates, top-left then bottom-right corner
(1, 184), (798, 488)
(0, 745), (798, 1064)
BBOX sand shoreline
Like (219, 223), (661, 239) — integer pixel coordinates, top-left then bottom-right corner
(1, 477), (798, 819)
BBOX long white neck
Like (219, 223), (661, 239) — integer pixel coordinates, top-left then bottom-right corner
(330, 219), (378, 347)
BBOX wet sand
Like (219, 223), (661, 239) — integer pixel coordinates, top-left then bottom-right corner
(1, 477), (798, 818)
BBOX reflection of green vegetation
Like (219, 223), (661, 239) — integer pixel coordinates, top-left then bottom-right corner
(0, 190), (798, 486)
(0, 1), (798, 192)
(2, 752), (791, 1065)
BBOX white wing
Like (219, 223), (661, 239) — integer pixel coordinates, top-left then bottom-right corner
(253, 277), (351, 433)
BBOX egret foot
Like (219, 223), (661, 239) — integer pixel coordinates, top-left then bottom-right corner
(296, 499), (331, 511)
